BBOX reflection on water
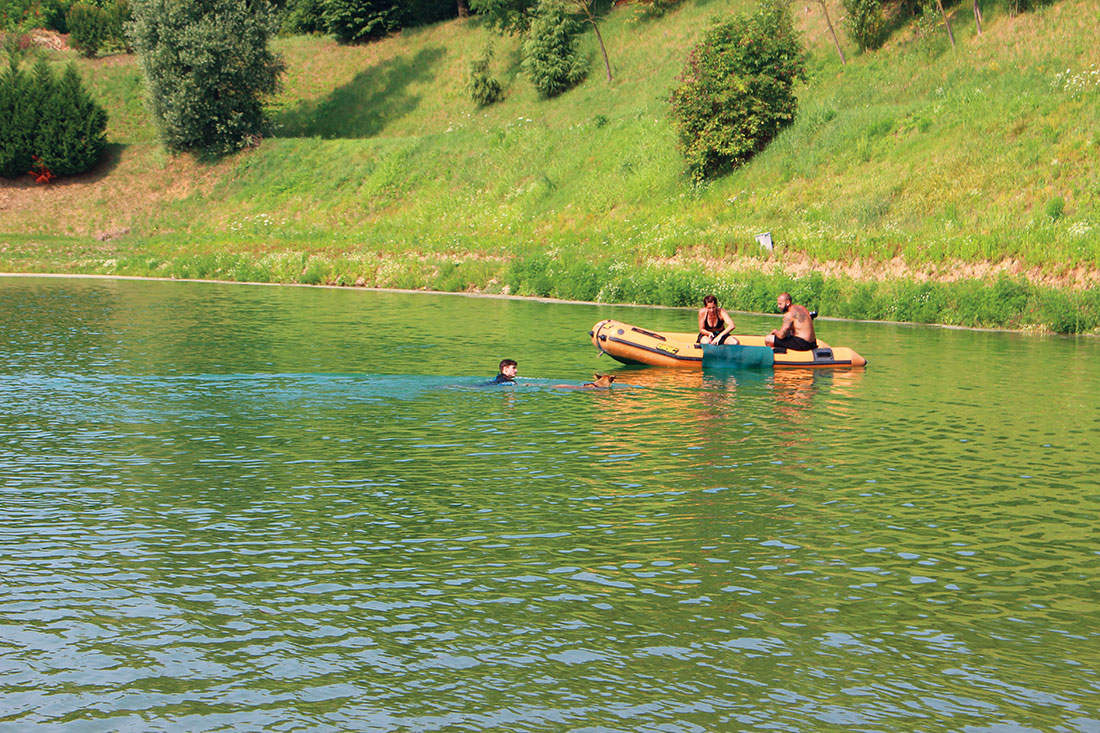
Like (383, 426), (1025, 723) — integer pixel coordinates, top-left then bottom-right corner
(0, 277), (1098, 732)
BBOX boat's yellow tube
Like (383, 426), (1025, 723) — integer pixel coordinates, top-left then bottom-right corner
(590, 320), (866, 369)
(590, 320), (704, 367)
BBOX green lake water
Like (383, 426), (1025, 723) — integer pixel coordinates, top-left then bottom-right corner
(1, 276), (1097, 732)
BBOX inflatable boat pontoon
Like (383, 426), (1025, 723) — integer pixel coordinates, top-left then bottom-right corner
(589, 319), (867, 369)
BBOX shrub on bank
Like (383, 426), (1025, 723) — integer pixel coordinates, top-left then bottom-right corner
(0, 55), (107, 179)
(843, 0), (885, 52)
(521, 0), (587, 98)
(1, 0), (72, 33)
(283, 0), (327, 33)
(467, 44), (504, 106)
(500, 253), (1099, 334)
(0, 57), (36, 178)
(280, 0), (459, 39)
(129, 0), (284, 155)
(669, 0), (805, 181)
(66, 2), (110, 56)
(322, 0), (402, 42)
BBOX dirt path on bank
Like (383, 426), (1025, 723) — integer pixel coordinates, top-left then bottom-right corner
(657, 251), (1100, 291)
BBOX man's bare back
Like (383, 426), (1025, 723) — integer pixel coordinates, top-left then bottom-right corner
(783, 303), (815, 343)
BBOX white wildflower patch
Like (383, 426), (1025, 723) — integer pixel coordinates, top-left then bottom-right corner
(229, 214), (275, 233)
(1054, 65), (1100, 96)
(1067, 221), (1092, 237)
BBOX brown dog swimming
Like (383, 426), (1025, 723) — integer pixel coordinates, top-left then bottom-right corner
(583, 373), (616, 388)
(554, 373), (617, 389)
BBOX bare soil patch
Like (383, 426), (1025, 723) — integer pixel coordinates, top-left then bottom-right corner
(657, 251), (1100, 290)
(0, 146), (225, 237)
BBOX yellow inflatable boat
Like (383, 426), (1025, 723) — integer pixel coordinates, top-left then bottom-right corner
(589, 319), (867, 369)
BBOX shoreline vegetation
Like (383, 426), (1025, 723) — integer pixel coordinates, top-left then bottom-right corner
(2, 0), (1098, 333)
(2, 271), (1096, 336)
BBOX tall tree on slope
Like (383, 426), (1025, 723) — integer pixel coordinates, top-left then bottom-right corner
(129, 0), (284, 155)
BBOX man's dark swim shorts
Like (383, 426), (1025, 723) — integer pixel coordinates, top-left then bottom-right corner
(772, 334), (817, 351)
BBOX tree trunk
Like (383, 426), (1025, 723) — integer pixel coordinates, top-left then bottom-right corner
(591, 19), (612, 81)
(457, 0), (468, 18)
(935, 0), (956, 47)
(576, 2), (611, 81)
(973, 0), (983, 34)
(819, 0), (846, 65)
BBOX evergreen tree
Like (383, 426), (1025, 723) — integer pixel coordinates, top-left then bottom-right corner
(67, 2), (113, 57)
(0, 57), (37, 179)
(322, 0), (401, 42)
(35, 64), (107, 175)
(521, 0), (587, 98)
(0, 56), (109, 179)
(469, 0), (537, 34)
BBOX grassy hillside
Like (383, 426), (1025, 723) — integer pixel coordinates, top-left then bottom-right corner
(2, 0), (1099, 329)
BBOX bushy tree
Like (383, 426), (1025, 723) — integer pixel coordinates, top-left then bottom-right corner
(281, 0), (456, 36)
(283, 0), (327, 33)
(129, 0), (284, 155)
(668, 0), (805, 181)
(322, 0), (401, 42)
(3, 0), (73, 32)
(521, 0), (586, 98)
(0, 55), (107, 179)
(402, 0), (459, 27)
(842, 0), (885, 51)
(108, 0), (133, 51)
(67, 2), (112, 56)
(469, 0), (537, 34)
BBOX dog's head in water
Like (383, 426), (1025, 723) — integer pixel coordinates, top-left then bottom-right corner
(584, 373), (616, 388)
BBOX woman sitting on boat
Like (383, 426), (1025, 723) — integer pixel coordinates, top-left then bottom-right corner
(698, 295), (736, 345)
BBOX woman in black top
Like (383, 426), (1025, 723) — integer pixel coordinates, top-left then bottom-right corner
(697, 295), (736, 345)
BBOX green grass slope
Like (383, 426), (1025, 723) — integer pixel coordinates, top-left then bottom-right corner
(3, 0), (1099, 329)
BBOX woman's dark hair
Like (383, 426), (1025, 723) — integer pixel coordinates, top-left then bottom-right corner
(703, 294), (718, 306)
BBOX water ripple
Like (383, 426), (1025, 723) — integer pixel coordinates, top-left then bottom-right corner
(1, 278), (1098, 731)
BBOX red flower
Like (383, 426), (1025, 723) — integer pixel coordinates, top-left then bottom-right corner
(29, 156), (55, 185)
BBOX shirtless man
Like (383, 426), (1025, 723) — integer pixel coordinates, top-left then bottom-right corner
(764, 293), (817, 351)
